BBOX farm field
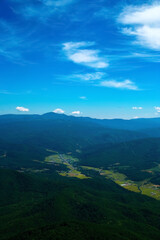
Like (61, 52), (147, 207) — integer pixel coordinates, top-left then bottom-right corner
(82, 166), (160, 200)
(45, 153), (89, 179)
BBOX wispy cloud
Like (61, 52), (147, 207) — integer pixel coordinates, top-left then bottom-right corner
(132, 107), (143, 110)
(80, 96), (87, 100)
(11, 0), (75, 22)
(0, 19), (42, 64)
(118, 3), (160, 50)
(53, 108), (65, 114)
(0, 17), (58, 64)
(62, 41), (109, 69)
(154, 106), (160, 113)
(0, 90), (12, 95)
(16, 106), (29, 112)
(130, 52), (160, 62)
(56, 70), (139, 91)
(99, 79), (138, 90)
(0, 20), (24, 62)
(71, 72), (105, 81)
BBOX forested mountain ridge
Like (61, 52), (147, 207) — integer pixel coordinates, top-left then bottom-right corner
(0, 113), (147, 157)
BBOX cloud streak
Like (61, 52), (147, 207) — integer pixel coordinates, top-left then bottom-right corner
(99, 79), (138, 90)
(0, 19), (44, 64)
(132, 107), (143, 110)
(11, 0), (75, 22)
(71, 72), (105, 81)
(0, 20), (25, 62)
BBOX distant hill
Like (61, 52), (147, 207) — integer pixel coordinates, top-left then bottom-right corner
(2, 112), (160, 130)
(0, 113), (147, 169)
(95, 117), (160, 131)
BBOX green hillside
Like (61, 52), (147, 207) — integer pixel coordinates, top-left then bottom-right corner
(1, 168), (160, 240)
(80, 138), (160, 180)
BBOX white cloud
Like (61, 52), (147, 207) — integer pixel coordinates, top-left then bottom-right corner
(70, 50), (98, 63)
(72, 72), (105, 81)
(154, 106), (160, 112)
(133, 116), (139, 119)
(71, 111), (81, 115)
(132, 107), (143, 110)
(119, 4), (160, 50)
(62, 41), (109, 69)
(16, 106), (29, 112)
(99, 79), (138, 90)
(119, 5), (160, 25)
(53, 108), (65, 114)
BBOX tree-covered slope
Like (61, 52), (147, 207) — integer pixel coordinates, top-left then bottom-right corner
(80, 138), (160, 181)
(1, 168), (160, 240)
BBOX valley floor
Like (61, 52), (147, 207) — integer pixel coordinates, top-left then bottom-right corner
(20, 150), (160, 200)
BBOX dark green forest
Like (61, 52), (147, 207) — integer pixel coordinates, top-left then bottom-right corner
(1, 113), (160, 239)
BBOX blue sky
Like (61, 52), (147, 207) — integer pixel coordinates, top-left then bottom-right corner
(0, 0), (160, 119)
